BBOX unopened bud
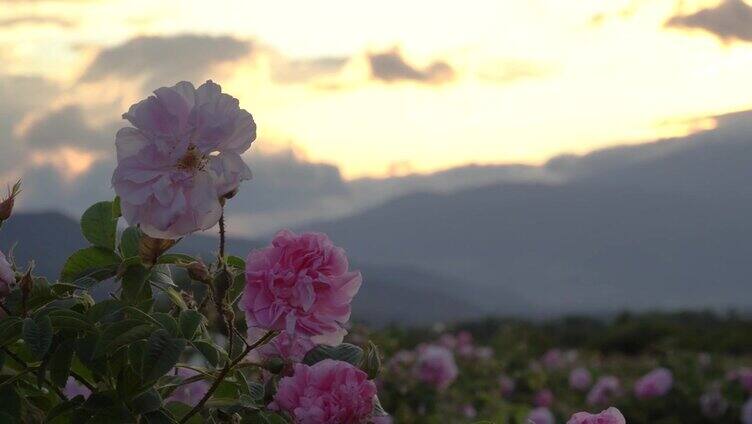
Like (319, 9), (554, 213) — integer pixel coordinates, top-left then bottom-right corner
(264, 357), (286, 375)
(139, 234), (178, 266)
(186, 261), (211, 284)
(0, 180), (21, 221)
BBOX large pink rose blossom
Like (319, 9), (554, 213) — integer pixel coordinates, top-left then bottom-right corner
(112, 80), (256, 238)
(587, 376), (621, 406)
(634, 367), (673, 399)
(241, 230), (362, 338)
(569, 367), (593, 391)
(272, 359), (376, 424)
(0, 250), (13, 298)
(414, 344), (459, 390)
(527, 407), (555, 424)
(166, 368), (209, 406)
(567, 407), (626, 424)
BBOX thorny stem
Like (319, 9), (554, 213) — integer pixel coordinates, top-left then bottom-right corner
(218, 212), (226, 262)
(178, 330), (277, 423)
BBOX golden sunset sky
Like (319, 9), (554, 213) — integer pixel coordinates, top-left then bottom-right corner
(1, 0), (752, 179)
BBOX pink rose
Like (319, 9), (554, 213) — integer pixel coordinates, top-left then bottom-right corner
(63, 377), (91, 399)
(414, 344), (459, 390)
(569, 367), (593, 391)
(0, 250), (13, 298)
(567, 407), (625, 424)
(166, 368), (209, 406)
(534, 389), (554, 407)
(241, 230), (362, 338)
(272, 359), (377, 424)
(112, 80), (255, 238)
(499, 375), (516, 398)
(587, 376), (621, 406)
(634, 367), (673, 400)
(527, 407), (555, 424)
(743, 398), (752, 424)
(541, 349), (563, 370)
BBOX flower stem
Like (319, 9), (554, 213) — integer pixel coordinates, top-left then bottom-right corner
(218, 212), (226, 262)
(178, 330), (277, 423)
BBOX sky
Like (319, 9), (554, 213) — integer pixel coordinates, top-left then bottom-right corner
(1, 0), (752, 234)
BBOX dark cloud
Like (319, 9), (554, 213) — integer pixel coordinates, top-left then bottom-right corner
(80, 34), (252, 89)
(0, 15), (75, 27)
(368, 49), (454, 84)
(22, 105), (114, 150)
(666, 0), (752, 42)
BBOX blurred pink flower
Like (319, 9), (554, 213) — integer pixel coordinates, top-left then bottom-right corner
(248, 328), (317, 363)
(438, 334), (456, 349)
(474, 346), (494, 360)
(272, 359), (376, 424)
(567, 407), (625, 424)
(737, 368), (752, 392)
(0, 250), (12, 298)
(634, 367), (673, 400)
(414, 344), (458, 390)
(541, 349), (564, 370)
(699, 388), (728, 418)
(743, 398), (752, 424)
(166, 368), (209, 406)
(527, 407), (555, 424)
(461, 404), (477, 418)
(112, 80), (255, 238)
(499, 374), (516, 398)
(241, 230), (362, 339)
(587, 376), (621, 406)
(371, 416), (393, 424)
(534, 389), (554, 407)
(569, 367), (593, 391)
(63, 377), (91, 399)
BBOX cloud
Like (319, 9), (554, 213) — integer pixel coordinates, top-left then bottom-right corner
(666, 0), (752, 42)
(271, 56), (348, 84)
(20, 105), (114, 150)
(477, 59), (554, 84)
(79, 34), (253, 89)
(0, 15), (75, 27)
(368, 49), (454, 84)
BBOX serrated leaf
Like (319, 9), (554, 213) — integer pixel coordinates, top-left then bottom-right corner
(23, 315), (53, 359)
(192, 341), (219, 367)
(226, 256), (245, 270)
(121, 264), (151, 304)
(87, 299), (124, 323)
(152, 313), (179, 337)
(61, 247), (120, 284)
(130, 388), (162, 414)
(81, 201), (117, 250)
(0, 317), (22, 347)
(303, 343), (363, 366)
(178, 310), (203, 340)
(119, 226), (141, 258)
(94, 320), (145, 358)
(144, 329), (186, 381)
(49, 340), (75, 387)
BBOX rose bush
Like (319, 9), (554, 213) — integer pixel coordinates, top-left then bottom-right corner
(0, 81), (390, 423)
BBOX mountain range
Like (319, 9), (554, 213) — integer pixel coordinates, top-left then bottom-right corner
(2, 110), (752, 324)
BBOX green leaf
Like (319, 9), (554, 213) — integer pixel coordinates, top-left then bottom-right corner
(87, 299), (124, 323)
(94, 320), (149, 358)
(144, 329), (186, 381)
(22, 315), (53, 359)
(49, 309), (95, 333)
(46, 396), (85, 421)
(60, 247), (120, 284)
(143, 409), (174, 424)
(119, 227), (141, 258)
(130, 388), (162, 414)
(49, 340), (75, 387)
(152, 313), (179, 337)
(302, 343), (364, 366)
(157, 254), (196, 265)
(121, 264), (151, 304)
(226, 255), (245, 270)
(81, 201), (118, 250)
(0, 317), (23, 347)
(192, 341), (219, 367)
(178, 310), (203, 340)
(112, 196), (122, 218)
